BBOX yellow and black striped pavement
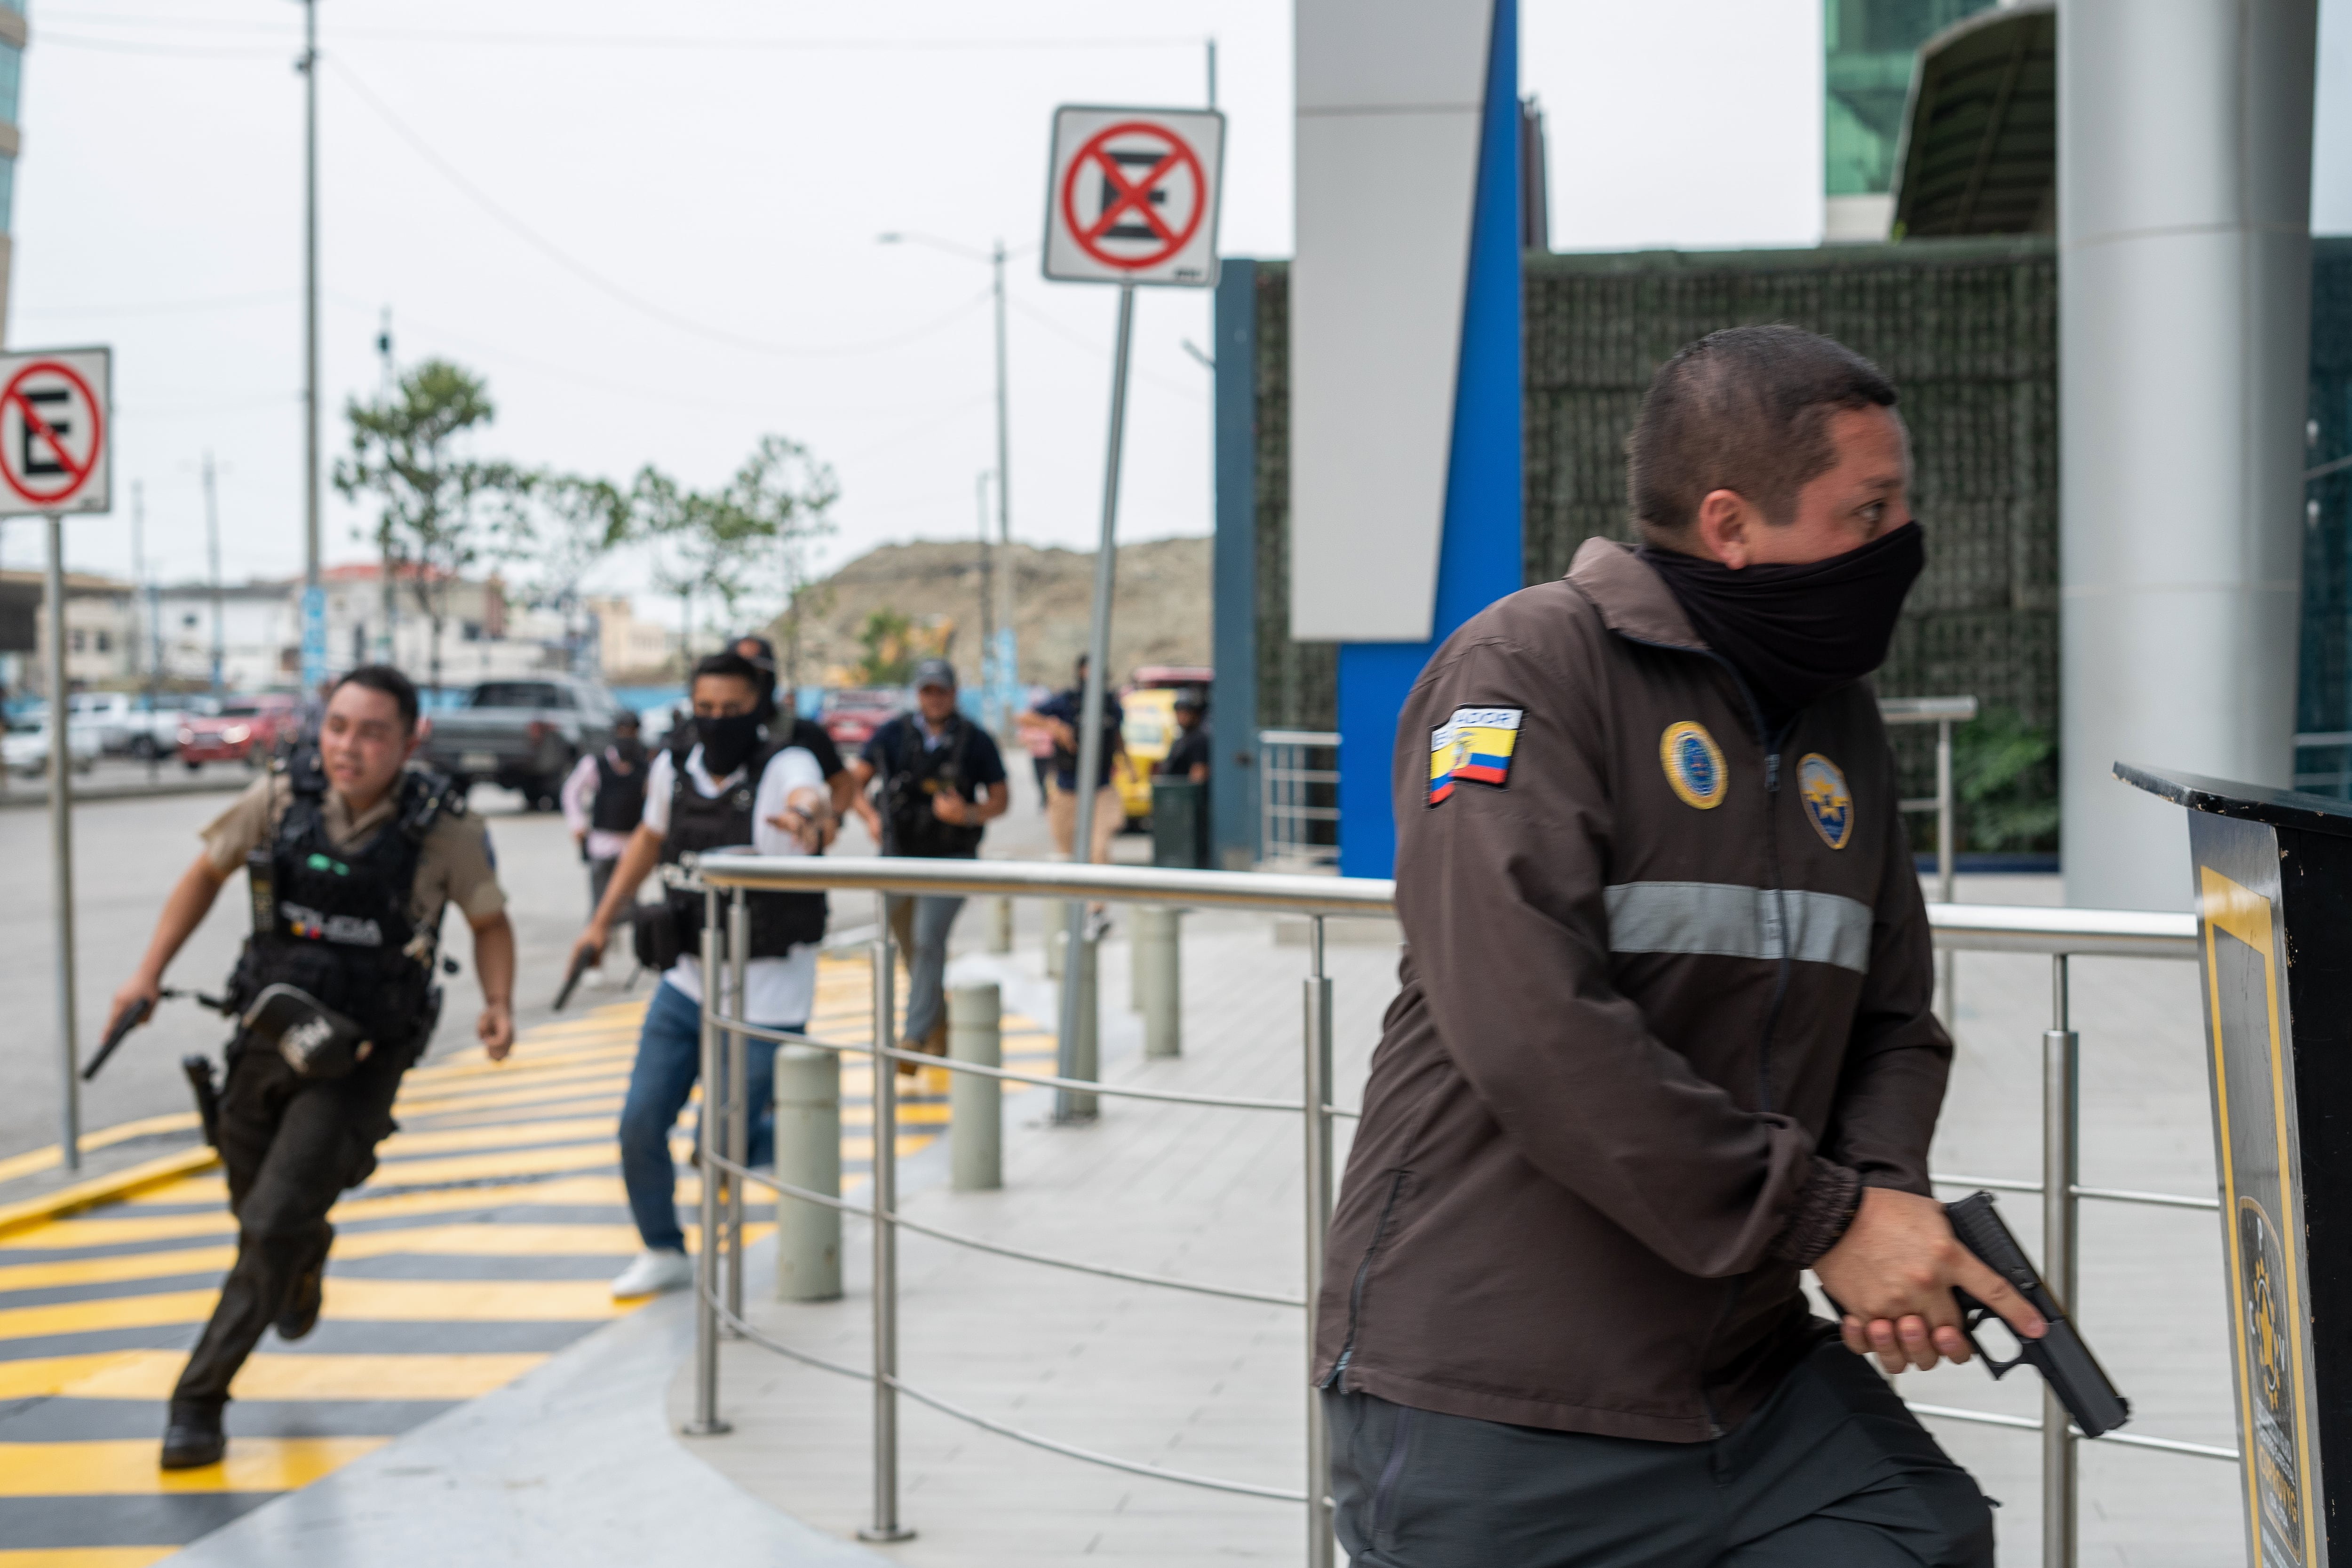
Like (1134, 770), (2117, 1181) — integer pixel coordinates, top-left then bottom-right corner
(0, 953), (1053, 1566)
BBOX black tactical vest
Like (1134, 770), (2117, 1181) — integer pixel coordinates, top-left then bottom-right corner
(590, 749), (649, 833)
(660, 738), (827, 956)
(228, 751), (457, 1055)
(881, 716), (986, 859)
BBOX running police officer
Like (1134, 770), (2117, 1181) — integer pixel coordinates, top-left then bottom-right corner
(572, 650), (833, 1299)
(1316, 328), (2046, 1565)
(106, 666), (515, 1470)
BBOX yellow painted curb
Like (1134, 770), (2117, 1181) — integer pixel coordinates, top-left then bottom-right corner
(0, 1147), (221, 1241)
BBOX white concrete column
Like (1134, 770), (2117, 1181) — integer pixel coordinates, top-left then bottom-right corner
(2060, 0), (2318, 910)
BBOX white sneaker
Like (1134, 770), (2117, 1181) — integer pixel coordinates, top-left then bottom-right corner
(610, 1248), (693, 1299)
(585, 966), (610, 990)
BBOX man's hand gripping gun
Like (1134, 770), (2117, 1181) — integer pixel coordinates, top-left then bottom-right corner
(1945, 1191), (2132, 1438)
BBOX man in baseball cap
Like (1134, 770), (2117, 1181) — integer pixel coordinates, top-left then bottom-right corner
(850, 658), (1009, 1069)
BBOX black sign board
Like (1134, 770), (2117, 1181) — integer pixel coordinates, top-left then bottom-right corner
(2120, 762), (2352, 1568)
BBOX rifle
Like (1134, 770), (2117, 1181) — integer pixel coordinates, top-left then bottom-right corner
(1946, 1191), (2133, 1438)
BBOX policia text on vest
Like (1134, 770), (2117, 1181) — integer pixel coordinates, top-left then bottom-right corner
(103, 667), (516, 1472)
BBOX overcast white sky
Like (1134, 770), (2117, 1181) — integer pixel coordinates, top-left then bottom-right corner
(4, 0), (2348, 632)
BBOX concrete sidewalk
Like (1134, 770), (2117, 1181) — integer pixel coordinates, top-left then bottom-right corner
(663, 879), (2244, 1568)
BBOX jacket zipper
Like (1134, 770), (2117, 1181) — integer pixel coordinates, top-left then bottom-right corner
(1321, 1169), (1409, 1392)
(1609, 631), (1796, 1432)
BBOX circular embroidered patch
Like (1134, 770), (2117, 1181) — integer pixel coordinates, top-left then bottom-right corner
(1660, 721), (1727, 810)
(1798, 752), (1855, 849)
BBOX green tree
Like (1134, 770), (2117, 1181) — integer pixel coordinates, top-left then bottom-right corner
(335, 359), (530, 695)
(727, 435), (839, 695)
(1955, 705), (2061, 852)
(519, 474), (631, 673)
(633, 434), (839, 673)
(853, 608), (916, 686)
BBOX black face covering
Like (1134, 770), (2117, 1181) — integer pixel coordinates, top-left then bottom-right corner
(1637, 522), (1925, 735)
(693, 713), (764, 777)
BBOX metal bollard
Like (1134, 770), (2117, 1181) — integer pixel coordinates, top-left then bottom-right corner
(1057, 926), (1099, 1122)
(988, 895), (1014, 954)
(950, 984), (1002, 1191)
(1136, 906), (1182, 1058)
(773, 1045), (842, 1301)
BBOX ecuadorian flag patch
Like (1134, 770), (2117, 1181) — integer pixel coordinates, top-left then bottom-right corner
(1428, 707), (1524, 805)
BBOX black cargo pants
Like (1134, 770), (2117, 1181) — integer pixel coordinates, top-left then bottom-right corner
(1326, 1339), (1995, 1567)
(170, 1036), (411, 1410)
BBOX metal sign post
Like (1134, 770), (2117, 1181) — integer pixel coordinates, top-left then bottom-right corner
(0, 346), (114, 1171)
(1040, 105), (1224, 1121)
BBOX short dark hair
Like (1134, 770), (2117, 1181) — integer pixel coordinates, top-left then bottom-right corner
(691, 650), (766, 693)
(1626, 325), (1899, 541)
(331, 664), (419, 732)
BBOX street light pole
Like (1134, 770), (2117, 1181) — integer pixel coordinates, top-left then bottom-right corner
(299, 0), (325, 694)
(990, 238), (1014, 727)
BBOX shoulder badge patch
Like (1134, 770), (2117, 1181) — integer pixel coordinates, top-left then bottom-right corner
(1798, 753), (1854, 849)
(1660, 721), (1727, 810)
(1428, 707), (1523, 805)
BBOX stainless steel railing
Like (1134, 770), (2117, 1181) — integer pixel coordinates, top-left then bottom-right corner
(677, 854), (2217, 1568)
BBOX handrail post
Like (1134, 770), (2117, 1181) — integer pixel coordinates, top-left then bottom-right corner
(680, 889), (730, 1436)
(1302, 914), (1336, 1568)
(725, 889), (751, 1336)
(861, 891), (915, 1542)
(1937, 716), (1957, 1024)
(2043, 954), (2078, 1568)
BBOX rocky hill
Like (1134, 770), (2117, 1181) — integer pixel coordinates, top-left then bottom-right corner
(769, 536), (1211, 689)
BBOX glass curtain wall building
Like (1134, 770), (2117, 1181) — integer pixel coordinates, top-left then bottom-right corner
(1825, 0), (1997, 239)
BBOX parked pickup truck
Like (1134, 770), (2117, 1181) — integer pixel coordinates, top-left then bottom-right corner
(421, 676), (625, 808)
(69, 692), (192, 759)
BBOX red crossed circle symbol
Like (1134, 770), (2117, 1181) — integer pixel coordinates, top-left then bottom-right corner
(1059, 121), (1207, 271)
(0, 360), (103, 507)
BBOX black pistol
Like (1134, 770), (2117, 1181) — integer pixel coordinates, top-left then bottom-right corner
(552, 945), (596, 1013)
(81, 996), (153, 1081)
(1945, 1190), (2132, 1437)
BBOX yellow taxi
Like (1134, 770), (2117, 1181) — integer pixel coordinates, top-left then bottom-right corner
(1112, 665), (1212, 828)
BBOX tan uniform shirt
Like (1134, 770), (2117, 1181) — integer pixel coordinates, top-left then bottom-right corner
(200, 772), (506, 932)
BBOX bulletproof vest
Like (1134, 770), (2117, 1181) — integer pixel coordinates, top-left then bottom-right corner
(882, 717), (986, 859)
(590, 748), (649, 833)
(229, 751), (455, 1055)
(660, 737), (827, 956)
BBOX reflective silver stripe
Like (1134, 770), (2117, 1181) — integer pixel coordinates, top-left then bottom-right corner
(1602, 881), (1874, 974)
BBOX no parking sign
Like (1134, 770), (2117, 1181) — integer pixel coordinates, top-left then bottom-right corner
(0, 347), (111, 517)
(1043, 106), (1224, 288)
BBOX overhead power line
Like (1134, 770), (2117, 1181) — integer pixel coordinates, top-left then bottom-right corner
(327, 57), (994, 362)
(50, 11), (1205, 52)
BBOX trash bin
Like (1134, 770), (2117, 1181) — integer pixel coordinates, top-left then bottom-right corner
(1151, 776), (1209, 869)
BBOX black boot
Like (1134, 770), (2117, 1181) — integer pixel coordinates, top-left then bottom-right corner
(160, 1398), (226, 1470)
(274, 1224), (332, 1342)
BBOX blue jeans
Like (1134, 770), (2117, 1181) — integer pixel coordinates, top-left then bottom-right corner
(618, 979), (797, 1253)
(887, 893), (966, 1043)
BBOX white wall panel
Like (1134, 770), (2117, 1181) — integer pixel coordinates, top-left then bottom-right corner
(1290, 0), (1491, 642)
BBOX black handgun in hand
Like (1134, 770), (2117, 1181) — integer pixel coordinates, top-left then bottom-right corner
(552, 946), (596, 1013)
(1945, 1191), (2132, 1437)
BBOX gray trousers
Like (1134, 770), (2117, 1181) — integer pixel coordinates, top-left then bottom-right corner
(886, 893), (965, 1043)
(1325, 1339), (1994, 1567)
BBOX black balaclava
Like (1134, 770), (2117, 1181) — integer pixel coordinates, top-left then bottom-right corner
(1637, 521), (1924, 736)
(694, 713), (764, 778)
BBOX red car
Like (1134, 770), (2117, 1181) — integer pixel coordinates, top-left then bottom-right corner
(178, 694), (301, 770)
(819, 687), (903, 752)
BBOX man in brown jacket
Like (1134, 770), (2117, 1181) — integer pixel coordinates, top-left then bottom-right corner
(1315, 326), (2046, 1565)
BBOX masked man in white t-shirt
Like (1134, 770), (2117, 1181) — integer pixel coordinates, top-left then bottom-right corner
(571, 651), (834, 1298)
